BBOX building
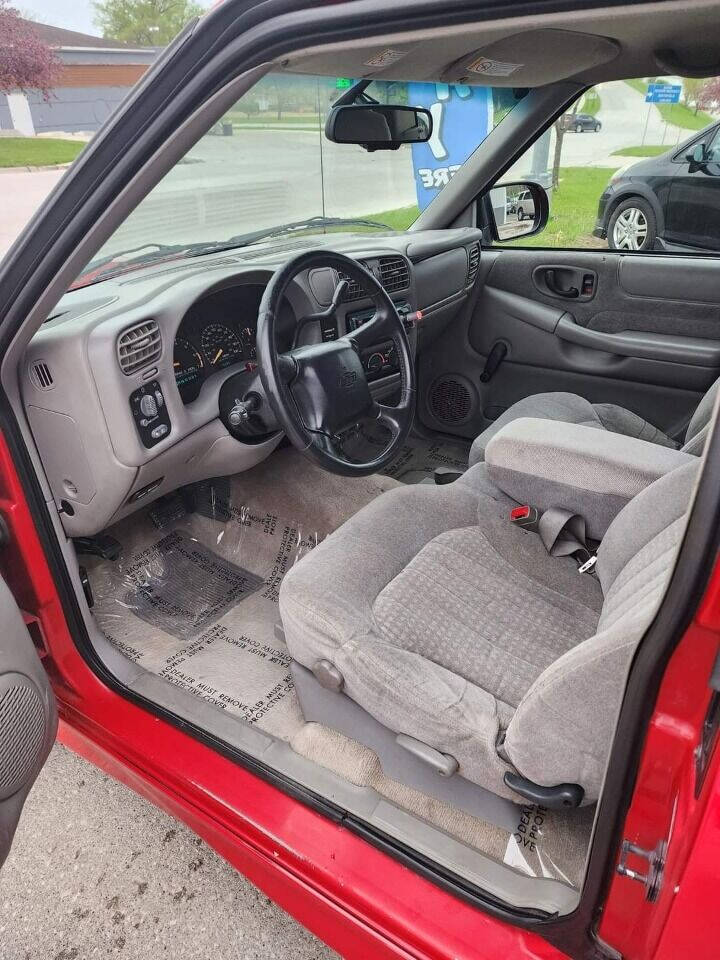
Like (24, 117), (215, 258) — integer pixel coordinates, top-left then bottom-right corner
(0, 20), (158, 137)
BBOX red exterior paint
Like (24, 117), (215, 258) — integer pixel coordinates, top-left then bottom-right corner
(3, 411), (719, 959)
(0, 430), (568, 959)
(598, 564), (720, 960)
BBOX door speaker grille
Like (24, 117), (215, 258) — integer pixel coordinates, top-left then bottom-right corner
(428, 375), (475, 425)
(0, 675), (45, 800)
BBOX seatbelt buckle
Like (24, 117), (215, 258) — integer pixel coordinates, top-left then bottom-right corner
(577, 554), (597, 575)
(509, 505), (539, 531)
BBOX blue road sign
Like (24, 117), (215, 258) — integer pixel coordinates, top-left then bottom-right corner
(645, 83), (682, 104)
(408, 82), (493, 211)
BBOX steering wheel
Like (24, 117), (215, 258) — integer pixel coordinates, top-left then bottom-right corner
(256, 250), (415, 476)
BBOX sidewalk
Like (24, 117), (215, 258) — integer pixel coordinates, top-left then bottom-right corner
(0, 168), (66, 260)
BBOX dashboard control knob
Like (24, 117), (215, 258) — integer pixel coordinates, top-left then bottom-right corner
(139, 394), (158, 418)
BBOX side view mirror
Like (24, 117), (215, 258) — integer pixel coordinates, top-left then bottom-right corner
(687, 142), (708, 170)
(484, 181), (550, 243)
(325, 104), (432, 152)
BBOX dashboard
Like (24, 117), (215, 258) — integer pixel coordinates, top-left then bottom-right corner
(22, 228), (481, 537)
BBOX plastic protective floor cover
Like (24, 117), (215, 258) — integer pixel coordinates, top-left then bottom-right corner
(85, 440), (593, 889)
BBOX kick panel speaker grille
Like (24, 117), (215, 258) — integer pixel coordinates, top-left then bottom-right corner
(428, 375), (475, 425)
(0, 675), (45, 799)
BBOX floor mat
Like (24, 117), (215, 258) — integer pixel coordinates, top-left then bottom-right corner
(86, 449), (399, 741)
(380, 434), (471, 483)
(291, 723), (593, 888)
(85, 445), (590, 889)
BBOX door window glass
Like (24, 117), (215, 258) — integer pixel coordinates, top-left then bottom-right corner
(497, 77), (720, 254)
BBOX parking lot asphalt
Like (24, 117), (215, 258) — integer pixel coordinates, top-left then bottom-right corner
(0, 743), (338, 960)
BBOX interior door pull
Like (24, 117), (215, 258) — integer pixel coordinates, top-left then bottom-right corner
(546, 269), (579, 299)
(480, 341), (508, 382)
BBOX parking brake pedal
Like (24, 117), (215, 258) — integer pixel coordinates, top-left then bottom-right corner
(73, 534), (123, 561)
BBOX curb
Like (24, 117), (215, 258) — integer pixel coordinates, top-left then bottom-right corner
(0, 163), (72, 174)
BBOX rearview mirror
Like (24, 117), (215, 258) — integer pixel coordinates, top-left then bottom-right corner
(484, 181), (550, 243)
(325, 104), (432, 152)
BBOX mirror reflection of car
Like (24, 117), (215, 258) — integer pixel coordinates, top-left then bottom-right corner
(560, 112), (602, 132)
(483, 181), (549, 242)
(594, 121), (720, 251)
(515, 189), (535, 221)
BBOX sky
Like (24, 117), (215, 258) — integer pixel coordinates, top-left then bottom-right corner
(19, 1), (213, 36)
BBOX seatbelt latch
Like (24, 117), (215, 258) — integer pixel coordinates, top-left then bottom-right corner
(577, 554), (597, 575)
(509, 505), (538, 530)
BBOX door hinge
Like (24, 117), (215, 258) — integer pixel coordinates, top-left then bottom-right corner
(616, 839), (666, 902)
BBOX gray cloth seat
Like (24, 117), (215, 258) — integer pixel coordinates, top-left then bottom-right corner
(280, 459), (697, 805)
(468, 378), (720, 466)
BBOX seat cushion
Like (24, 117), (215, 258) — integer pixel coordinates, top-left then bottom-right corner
(469, 391), (675, 466)
(280, 464), (602, 798)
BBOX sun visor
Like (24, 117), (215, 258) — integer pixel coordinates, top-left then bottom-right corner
(441, 29), (620, 86)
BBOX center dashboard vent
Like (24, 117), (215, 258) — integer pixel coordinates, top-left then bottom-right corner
(117, 320), (161, 375)
(339, 256), (410, 302)
(466, 242), (481, 286)
(378, 256), (410, 293)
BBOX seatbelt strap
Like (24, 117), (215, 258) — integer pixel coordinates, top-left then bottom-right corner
(537, 506), (597, 574)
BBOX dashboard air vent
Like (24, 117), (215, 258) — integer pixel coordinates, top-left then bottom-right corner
(117, 320), (161, 375)
(338, 265), (368, 303)
(378, 256), (410, 293)
(466, 242), (481, 286)
(28, 360), (54, 391)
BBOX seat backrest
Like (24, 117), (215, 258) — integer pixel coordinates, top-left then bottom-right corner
(683, 376), (720, 454)
(503, 460), (698, 803)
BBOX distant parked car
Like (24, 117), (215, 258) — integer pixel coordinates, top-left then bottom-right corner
(594, 121), (720, 251)
(561, 112), (601, 132)
(515, 189), (535, 221)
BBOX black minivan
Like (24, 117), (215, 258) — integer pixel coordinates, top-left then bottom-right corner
(594, 121), (720, 251)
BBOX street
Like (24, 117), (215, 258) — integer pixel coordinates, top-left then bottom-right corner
(0, 744), (338, 960)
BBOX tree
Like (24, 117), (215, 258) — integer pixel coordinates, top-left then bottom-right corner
(93, 0), (205, 46)
(0, 1), (60, 99)
(682, 78), (714, 115)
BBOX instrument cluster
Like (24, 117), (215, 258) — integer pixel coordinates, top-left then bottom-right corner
(173, 284), (264, 403)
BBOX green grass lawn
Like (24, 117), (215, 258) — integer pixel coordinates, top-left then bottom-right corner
(582, 89), (601, 116)
(612, 144), (669, 157)
(656, 101), (715, 131)
(506, 166), (615, 248)
(0, 137), (84, 168)
(363, 204), (419, 230)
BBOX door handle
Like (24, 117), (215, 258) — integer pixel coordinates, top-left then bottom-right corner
(545, 269), (579, 299)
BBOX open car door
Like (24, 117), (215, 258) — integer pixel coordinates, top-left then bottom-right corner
(0, 572), (57, 868)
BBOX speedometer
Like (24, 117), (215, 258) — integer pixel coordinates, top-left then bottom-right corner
(201, 323), (244, 370)
(173, 337), (204, 403)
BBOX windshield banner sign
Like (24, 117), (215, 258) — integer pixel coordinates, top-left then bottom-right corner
(408, 83), (493, 210)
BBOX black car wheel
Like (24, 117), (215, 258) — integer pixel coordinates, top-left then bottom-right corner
(517, 207), (524, 221)
(608, 197), (657, 251)
(594, 123), (601, 132)
(575, 123), (583, 133)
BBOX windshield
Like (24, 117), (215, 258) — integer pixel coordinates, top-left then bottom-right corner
(72, 74), (522, 287)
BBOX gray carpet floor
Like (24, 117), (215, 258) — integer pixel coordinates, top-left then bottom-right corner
(85, 446), (591, 889)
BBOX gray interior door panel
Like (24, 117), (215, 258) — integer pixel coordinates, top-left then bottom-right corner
(0, 577), (57, 869)
(418, 249), (720, 443)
